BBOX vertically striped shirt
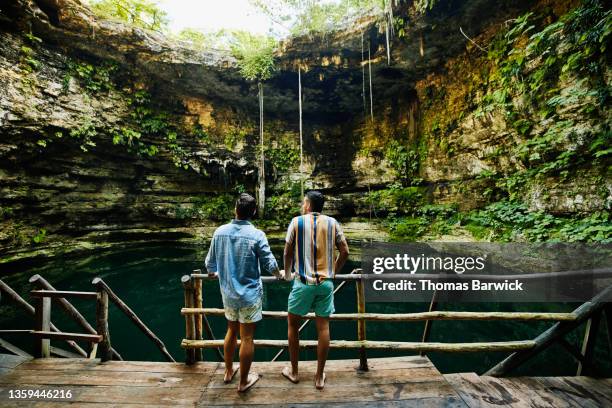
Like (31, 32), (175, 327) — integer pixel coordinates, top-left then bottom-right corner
(285, 212), (346, 285)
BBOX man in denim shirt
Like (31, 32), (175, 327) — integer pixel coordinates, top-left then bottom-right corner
(205, 193), (286, 392)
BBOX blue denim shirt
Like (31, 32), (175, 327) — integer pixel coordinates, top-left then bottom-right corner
(205, 220), (279, 308)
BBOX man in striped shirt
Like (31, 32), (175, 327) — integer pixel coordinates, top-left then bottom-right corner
(281, 190), (350, 389)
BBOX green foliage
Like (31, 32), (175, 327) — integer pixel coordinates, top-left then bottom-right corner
(175, 194), (235, 221)
(19, 45), (39, 72)
(266, 141), (299, 172)
(31, 228), (47, 245)
(465, 200), (612, 243)
(385, 140), (419, 184)
(223, 127), (249, 150)
(0, 206), (14, 219)
(230, 32), (276, 82)
(368, 183), (424, 216)
(70, 120), (98, 152)
(69, 61), (118, 93)
(88, 0), (169, 31)
(384, 204), (458, 240)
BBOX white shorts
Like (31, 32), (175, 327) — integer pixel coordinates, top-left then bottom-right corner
(224, 297), (262, 323)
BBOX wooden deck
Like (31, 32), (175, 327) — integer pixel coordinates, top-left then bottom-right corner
(0, 354), (610, 407)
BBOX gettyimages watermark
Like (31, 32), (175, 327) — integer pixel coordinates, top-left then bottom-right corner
(361, 242), (612, 302)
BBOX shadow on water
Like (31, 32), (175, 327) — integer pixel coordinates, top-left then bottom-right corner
(1, 242), (610, 376)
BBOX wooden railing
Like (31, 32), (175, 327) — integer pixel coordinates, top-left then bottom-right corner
(0, 275), (174, 363)
(179, 269), (611, 375)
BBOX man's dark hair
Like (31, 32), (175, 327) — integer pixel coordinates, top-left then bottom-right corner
(305, 190), (325, 213)
(235, 193), (257, 219)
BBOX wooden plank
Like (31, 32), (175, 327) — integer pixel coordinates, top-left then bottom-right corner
(489, 377), (557, 408)
(478, 376), (534, 408)
(182, 339), (536, 352)
(200, 379), (459, 406)
(0, 353), (31, 369)
(215, 398), (468, 408)
(0, 367), (214, 388)
(500, 377), (579, 408)
(208, 363), (443, 389)
(16, 359), (219, 374)
(182, 308), (577, 321)
(444, 373), (514, 408)
(557, 377), (612, 407)
(0, 338), (33, 359)
(30, 290), (97, 299)
(31, 331), (102, 343)
(49, 346), (82, 359)
(532, 377), (602, 408)
(0, 384), (201, 406)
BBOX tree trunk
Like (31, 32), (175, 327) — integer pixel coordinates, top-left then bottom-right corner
(257, 81), (265, 216)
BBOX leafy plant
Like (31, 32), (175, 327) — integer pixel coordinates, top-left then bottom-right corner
(70, 120), (98, 152)
(385, 140), (420, 184)
(88, 0), (169, 31)
(69, 61), (118, 93)
(31, 229), (47, 245)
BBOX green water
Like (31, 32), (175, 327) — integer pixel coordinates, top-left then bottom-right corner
(1, 242), (610, 376)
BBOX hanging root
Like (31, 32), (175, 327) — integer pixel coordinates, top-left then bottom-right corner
(459, 26), (487, 52)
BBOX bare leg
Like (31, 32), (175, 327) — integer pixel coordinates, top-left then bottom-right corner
(315, 317), (330, 389)
(238, 322), (259, 392)
(224, 320), (239, 383)
(283, 313), (301, 383)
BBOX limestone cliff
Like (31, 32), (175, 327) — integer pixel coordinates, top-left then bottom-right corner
(0, 0), (609, 262)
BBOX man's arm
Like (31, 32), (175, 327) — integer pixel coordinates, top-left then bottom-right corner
(283, 240), (295, 281)
(334, 239), (349, 273)
(256, 233), (281, 278)
(204, 237), (217, 276)
(334, 220), (349, 273)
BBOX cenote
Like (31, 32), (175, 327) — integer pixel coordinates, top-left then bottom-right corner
(1, 241), (610, 377)
(1, 0), (611, 390)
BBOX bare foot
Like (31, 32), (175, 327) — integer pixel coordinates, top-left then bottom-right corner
(237, 372), (260, 393)
(281, 366), (299, 384)
(224, 364), (239, 384)
(315, 372), (326, 390)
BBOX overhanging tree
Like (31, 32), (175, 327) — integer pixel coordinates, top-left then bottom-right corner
(230, 32), (276, 216)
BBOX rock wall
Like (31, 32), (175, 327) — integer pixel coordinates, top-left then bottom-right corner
(0, 0), (609, 262)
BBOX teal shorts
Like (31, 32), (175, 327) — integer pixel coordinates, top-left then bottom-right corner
(288, 279), (335, 317)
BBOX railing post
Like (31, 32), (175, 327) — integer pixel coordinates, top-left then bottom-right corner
(577, 311), (602, 376)
(356, 278), (368, 371)
(182, 275), (196, 365)
(420, 289), (439, 357)
(34, 296), (51, 358)
(193, 274), (203, 362)
(95, 285), (112, 362)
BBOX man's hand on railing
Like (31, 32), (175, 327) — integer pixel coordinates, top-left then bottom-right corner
(275, 270), (295, 281)
(207, 271), (218, 279)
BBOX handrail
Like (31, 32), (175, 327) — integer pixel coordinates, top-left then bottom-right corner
(29, 275), (123, 361)
(183, 268), (612, 376)
(181, 308), (578, 321)
(92, 278), (176, 363)
(191, 267), (612, 282)
(182, 339), (537, 352)
(29, 283), (106, 359)
(0, 279), (88, 358)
